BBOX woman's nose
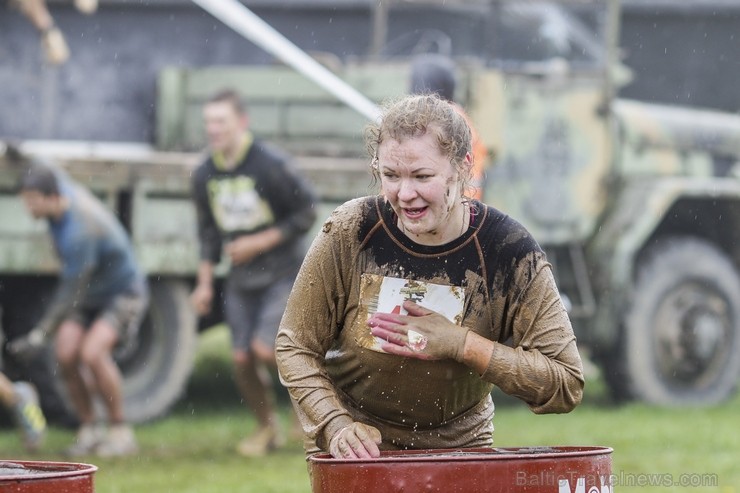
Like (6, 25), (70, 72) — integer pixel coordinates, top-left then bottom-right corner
(397, 179), (417, 201)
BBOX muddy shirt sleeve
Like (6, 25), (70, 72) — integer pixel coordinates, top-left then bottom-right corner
(258, 150), (317, 244)
(482, 255), (584, 413)
(191, 164), (222, 264)
(275, 205), (357, 450)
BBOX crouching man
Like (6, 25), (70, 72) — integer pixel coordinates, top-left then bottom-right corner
(12, 163), (148, 457)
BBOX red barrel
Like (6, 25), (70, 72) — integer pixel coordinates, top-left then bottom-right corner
(0, 461), (97, 493)
(309, 446), (613, 493)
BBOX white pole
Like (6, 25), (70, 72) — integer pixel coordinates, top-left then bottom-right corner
(191, 0), (381, 122)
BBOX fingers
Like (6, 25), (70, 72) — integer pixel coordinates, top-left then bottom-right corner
(402, 300), (434, 316)
(331, 434), (360, 459)
(371, 324), (437, 360)
(190, 291), (212, 316)
(369, 311), (406, 324)
(225, 245), (242, 265)
(370, 301), (436, 324)
(330, 423), (382, 459)
(353, 423), (381, 458)
(369, 325), (406, 345)
(193, 295), (206, 312)
(368, 314), (407, 334)
(369, 322), (417, 353)
(225, 241), (256, 266)
(196, 302), (211, 316)
(378, 341), (415, 357)
(369, 320), (433, 359)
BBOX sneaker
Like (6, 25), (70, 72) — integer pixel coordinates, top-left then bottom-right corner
(66, 423), (103, 457)
(95, 424), (138, 458)
(11, 382), (46, 452)
(236, 425), (285, 457)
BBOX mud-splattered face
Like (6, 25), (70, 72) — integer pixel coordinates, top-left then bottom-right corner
(378, 131), (470, 245)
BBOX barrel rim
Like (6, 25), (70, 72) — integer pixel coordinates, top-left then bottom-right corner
(0, 460), (98, 481)
(307, 446), (613, 464)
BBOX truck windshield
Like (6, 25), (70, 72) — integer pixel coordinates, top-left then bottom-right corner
(491, 2), (606, 67)
(378, 1), (607, 70)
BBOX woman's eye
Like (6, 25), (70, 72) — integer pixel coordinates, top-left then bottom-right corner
(382, 173), (399, 180)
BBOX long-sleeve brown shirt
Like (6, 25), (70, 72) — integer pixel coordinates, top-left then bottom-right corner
(276, 197), (583, 455)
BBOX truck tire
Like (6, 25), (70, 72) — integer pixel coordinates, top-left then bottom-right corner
(624, 236), (740, 405)
(1, 277), (78, 426)
(114, 278), (198, 423)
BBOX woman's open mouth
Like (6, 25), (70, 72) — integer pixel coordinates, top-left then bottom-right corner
(403, 207), (427, 219)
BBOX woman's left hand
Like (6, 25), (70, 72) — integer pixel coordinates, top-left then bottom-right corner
(368, 300), (469, 361)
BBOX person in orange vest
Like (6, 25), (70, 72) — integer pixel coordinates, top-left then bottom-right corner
(409, 53), (489, 201)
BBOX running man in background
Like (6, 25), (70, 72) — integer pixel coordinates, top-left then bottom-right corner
(190, 89), (317, 457)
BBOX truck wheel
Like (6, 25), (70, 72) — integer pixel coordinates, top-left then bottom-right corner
(114, 278), (198, 423)
(1, 276), (79, 426)
(624, 237), (740, 405)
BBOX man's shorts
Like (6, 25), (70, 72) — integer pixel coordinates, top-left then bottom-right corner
(68, 284), (149, 344)
(224, 272), (296, 352)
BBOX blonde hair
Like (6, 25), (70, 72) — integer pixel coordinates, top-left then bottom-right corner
(365, 94), (473, 198)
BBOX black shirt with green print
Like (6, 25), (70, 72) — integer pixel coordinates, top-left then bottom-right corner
(192, 137), (317, 289)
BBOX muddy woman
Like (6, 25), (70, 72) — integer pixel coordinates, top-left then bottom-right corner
(276, 93), (584, 459)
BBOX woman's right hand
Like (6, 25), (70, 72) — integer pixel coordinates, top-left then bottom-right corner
(329, 422), (382, 459)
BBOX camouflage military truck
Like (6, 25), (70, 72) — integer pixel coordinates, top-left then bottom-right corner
(1, 0), (739, 424)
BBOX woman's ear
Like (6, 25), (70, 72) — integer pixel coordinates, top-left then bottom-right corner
(464, 152), (474, 170)
(458, 152), (474, 179)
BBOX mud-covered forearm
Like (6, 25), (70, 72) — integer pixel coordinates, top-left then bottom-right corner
(275, 213), (355, 450)
(482, 265), (584, 413)
(275, 333), (354, 450)
(483, 341), (583, 413)
(276, 287), (355, 450)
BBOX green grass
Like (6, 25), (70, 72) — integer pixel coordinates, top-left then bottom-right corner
(1, 326), (738, 493)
